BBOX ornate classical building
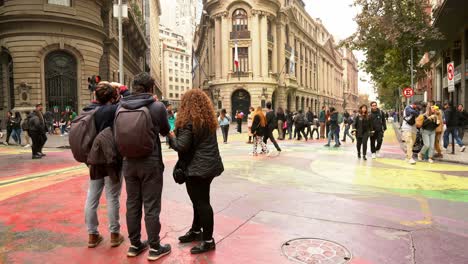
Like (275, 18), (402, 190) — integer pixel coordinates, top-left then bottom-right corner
(341, 48), (359, 112)
(0, 0), (161, 119)
(193, 0), (352, 117)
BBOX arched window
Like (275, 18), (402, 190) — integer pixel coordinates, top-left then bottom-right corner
(232, 9), (248, 32)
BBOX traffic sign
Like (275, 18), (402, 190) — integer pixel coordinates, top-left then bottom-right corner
(447, 62), (455, 92)
(402, 87), (414, 98)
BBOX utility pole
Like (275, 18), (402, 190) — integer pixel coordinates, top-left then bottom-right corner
(118, 0), (124, 84)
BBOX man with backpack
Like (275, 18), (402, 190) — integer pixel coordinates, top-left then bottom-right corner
(114, 72), (171, 261)
(369, 101), (387, 158)
(73, 82), (125, 249)
(263, 102), (281, 154)
(402, 101), (420, 164)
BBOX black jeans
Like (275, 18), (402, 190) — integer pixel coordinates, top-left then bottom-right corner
(29, 131), (47, 156)
(263, 128), (281, 151)
(220, 125), (229, 143)
(237, 119), (242, 133)
(123, 158), (164, 248)
(186, 176), (214, 241)
(356, 133), (369, 156)
(296, 126), (307, 140)
(6, 127), (12, 143)
(310, 127), (319, 139)
(370, 130), (384, 153)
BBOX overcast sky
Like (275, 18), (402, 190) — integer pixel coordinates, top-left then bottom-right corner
(305, 0), (376, 100)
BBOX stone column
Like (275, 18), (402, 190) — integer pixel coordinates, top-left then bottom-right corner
(221, 15), (229, 80)
(272, 20), (278, 73)
(215, 17), (222, 79)
(251, 12), (260, 78)
(260, 15), (269, 78)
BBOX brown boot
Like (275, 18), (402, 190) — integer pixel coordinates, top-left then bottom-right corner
(88, 234), (103, 248)
(110, 233), (124, 247)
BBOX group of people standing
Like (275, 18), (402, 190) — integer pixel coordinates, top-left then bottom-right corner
(401, 101), (466, 164)
(68, 73), (223, 261)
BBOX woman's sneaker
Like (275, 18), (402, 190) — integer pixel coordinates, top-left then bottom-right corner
(148, 244), (171, 261)
(127, 241), (149, 257)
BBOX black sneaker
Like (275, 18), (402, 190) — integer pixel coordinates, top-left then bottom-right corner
(191, 240), (216, 254)
(178, 230), (202, 243)
(32, 155), (42, 159)
(333, 144), (340, 148)
(127, 241), (149, 257)
(38, 152), (46, 157)
(148, 244), (171, 261)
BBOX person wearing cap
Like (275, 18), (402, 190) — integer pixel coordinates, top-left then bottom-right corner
(401, 101), (420, 164)
(28, 103), (48, 159)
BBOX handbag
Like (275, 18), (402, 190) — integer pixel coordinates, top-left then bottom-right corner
(172, 129), (196, 184)
(283, 121), (288, 130)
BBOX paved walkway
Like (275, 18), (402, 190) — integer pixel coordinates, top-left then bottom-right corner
(392, 122), (468, 165)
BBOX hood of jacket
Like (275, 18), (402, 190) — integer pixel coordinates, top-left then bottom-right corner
(82, 102), (100, 112)
(120, 93), (155, 110)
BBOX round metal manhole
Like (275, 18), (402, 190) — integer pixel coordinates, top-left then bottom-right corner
(282, 238), (352, 264)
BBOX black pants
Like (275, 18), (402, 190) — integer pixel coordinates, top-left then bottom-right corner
(123, 158), (164, 248)
(186, 176), (214, 241)
(237, 119), (242, 133)
(370, 130), (384, 153)
(326, 124), (330, 138)
(220, 125), (229, 143)
(356, 133), (369, 156)
(296, 126), (307, 140)
(6, 127), (12, 143)
(310, 128), (319, 139)
(263, 129), (281, 151)
(29, 132), (47, 156)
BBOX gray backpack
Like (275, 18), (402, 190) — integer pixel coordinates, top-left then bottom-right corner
(114, 104), (155, 158)
(69, 108), (99, 163)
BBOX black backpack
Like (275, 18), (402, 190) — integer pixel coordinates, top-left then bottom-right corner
(422, 116), (438, 131)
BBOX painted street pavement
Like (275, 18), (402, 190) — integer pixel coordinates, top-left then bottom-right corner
(0, 125), (467, 264)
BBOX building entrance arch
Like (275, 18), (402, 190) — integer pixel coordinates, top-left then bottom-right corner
(231, 89), (250, 121)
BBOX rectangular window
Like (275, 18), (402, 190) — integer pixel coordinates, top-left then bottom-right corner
(169, 85), (173, 90)
(169, 93), (174, 98)
(268, 50), (272, 72)
(169, 69), (173, 74)
(232, 47), (249, 74)
(169, 77), (173, 81)
(175, 86), (179, 91)
(186, 79), (189, 84)
(175, 62), (178, 67)
(175, 78), (179, 82)
(175, 93), (179, 98)
(286, 58), (290, 74)
(48, 0), (71, 6)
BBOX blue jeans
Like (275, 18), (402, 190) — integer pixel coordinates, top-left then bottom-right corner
(85, 175), (123, 234)
(443, 127), (464, 148)
(327, 127), (340, 145)
(420, 129), (436, 158)
(11, 128), (22, 145)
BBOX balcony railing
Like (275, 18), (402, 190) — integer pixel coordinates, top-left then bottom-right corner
(268, 35), (274, 43)
(285, 44), (292, 53)
(230, 31), (251, 39)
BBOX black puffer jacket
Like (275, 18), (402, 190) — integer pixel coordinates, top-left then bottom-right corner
(28, 111), (47, 133)
(169, 123), (224, 179)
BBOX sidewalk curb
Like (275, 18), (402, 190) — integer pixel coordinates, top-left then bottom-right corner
(392, 123), (468, 165)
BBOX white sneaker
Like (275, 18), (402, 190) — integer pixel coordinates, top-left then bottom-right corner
(371, 153), (376, 159)
(376, 151), (381, 158)
(428, 158), (434, 163)
(23, 144), (31, 148)
(60, 134), (64, 137)
(461, 146), (466, 152)
(408, 158), (416, 165)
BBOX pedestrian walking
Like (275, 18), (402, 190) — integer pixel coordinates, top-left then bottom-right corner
(457, 104), (467, 140)
(293, 110), (308, 141)
(286, 109), (294, 140)
(311, 118), (320, 140)
(263, 102), (281, 153)
(235, 110), (243, 133)
(28, 104), (48, 159)
(319, 106), (326, 138)
(11, 112), (22, 145)
(416, 105), (439, 163)
(325, 109), (331, 138)
(402, 102), (420, 164)
(114, 72), (171, 260)
(218, 109), (230, 144)
(341, 111), (355, 143)
(247, 107), (254, 143)
(433, 105), (444, 158)
(443, 102), (466, 152)
(324, 107), (339, 147)
(3, 111), (13, 145)
(21, 112), (31, 148)
(80, 81), (125, 249)
(352, 104), (373, 160)
(305, 108), (314, 138)
(369, 102), (387, 158)
(251, 107), (268, 155)
(277, 107), (286, 140)
(169, 89), (224, 255)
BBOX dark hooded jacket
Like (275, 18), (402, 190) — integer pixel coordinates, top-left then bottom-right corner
(28, 110), (47, 134)
(169, 123), (224, 179)
(353, 114), (373, 138)
(370, 108), (387, 132)
(118, 93), (170, 166)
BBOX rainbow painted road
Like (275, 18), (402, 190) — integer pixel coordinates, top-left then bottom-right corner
(0, 125), (467, 264)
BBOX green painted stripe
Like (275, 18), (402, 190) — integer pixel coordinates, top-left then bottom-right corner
(389, 188), (468, 203)
(0, 166), (85, 187)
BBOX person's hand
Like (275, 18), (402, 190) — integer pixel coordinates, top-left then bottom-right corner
(169, 131), (175, 138)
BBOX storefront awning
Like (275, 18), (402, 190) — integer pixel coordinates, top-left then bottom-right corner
(428, 0), (468, 50)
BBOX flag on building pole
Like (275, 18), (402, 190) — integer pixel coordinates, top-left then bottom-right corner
(191, 47), (199, 81)
(234, 40), (240, 80)
(289, 48), (295, 75)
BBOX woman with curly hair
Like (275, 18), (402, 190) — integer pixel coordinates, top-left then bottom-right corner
(169, 89), (224, 254)
(250, 106), (268, 155)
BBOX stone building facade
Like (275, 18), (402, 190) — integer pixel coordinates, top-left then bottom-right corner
(341, 48), (359, 113)
(193, 0), (353, 117)
(0, 0), (161, 122)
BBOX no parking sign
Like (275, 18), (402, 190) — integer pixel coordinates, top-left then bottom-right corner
(402, 87), (414, 98)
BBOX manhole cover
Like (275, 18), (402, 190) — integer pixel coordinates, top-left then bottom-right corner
(282, 238), (352, 264)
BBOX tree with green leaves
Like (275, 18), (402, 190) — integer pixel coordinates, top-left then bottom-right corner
(343, 0), (442, 107)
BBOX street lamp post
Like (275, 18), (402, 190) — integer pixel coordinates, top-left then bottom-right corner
(118, 0), (123, 84)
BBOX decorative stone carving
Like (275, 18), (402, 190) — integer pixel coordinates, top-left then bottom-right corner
(17, 82), (32, 105)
